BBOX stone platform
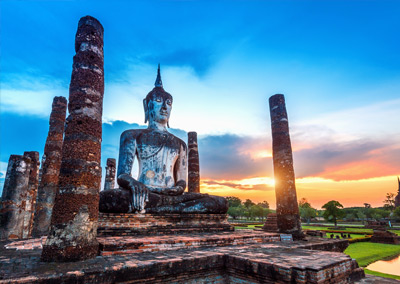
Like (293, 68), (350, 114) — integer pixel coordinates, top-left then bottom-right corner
(97, 213), (233, 236)
(0, 231), (366, 283)
(98, 230), (281, 255)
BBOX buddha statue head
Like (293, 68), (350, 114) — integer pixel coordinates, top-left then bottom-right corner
(143, 65), (173, 129)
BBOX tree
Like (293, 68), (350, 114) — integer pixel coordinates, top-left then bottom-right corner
(299, 198), (316, 224)
(244, 199), (255, 209)
(383, 193), (396, 211)
(299, 198), (311, 208)
(227, 206), (242, 220)
(257, 201), (270, 209)
(226, 196), (242, 208)
(322, 200), (345, 227)
(356, 209), (366, 221)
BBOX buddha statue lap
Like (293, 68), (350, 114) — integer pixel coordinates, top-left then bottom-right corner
(99, 66), (228, 214)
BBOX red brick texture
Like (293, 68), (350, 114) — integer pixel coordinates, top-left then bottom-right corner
(269, 94), (303, 239)
(41, 16), (104, 262)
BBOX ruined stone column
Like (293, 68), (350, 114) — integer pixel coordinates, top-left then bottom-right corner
(188, 132), (200, 193)
(22, 151), (40, 238)
(32, 96), (67, 237)
(0, 155), (31, 239)
(269, 94), (303, 239)
(41, 16), (104, 262)
(104, 158), (116, 190)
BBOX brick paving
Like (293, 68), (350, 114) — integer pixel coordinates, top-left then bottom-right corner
(0, 231), (368, 283)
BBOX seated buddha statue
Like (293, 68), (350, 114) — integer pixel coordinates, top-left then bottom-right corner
(99, 66), (228, 214)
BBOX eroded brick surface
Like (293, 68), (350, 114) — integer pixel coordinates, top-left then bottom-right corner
(269, 94), (303, 239)
(97, 213), (233, 236)
(262, 212), (278, 232)
(41, 16), (104, 262)
(32, 96), (67, 238)
(104, 158), (116, 190)
(0, 234), (365, 283)
(22, 151), (40, 239)
(188, 131), (200, 193)
(0, 155), (32, 239)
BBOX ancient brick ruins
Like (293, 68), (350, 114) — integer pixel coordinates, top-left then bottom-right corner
(0, 155), (32, 239)
(32, 96), (67, 237)
(22, 151), (40, 239)
(41, 15), (104, 262)
(269, 94), (303, 239)
(188, 131), (200, 193)
(104, 158), (116, 190)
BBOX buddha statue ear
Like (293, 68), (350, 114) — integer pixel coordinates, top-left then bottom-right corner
(143, 99), (149, 123)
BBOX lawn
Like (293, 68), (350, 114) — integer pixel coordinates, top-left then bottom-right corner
(302, 225), (373, 234)
(345, 242), (400, 281)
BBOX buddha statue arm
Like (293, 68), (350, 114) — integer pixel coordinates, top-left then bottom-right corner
(117, 130), (137, 178)
(117, 130), (149, 212)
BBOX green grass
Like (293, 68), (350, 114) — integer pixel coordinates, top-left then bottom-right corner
(302, 225), (373, 234)
(344, 242), (400, 267)
(235, 224), (260, 229)
(364, 269), (400, 280)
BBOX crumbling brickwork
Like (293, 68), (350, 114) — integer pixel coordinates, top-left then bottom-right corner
(104, 158), (116, 190)
(0, 155), (32, 239)
(22, 151), (40, 239)
(269, 94), (303, 239)
(32, 97), (67, 237)
(188, 131), (200, 193)
(41, 15), (104, 262)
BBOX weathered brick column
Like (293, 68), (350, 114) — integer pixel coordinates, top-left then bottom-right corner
(188, 132), (200, 193)
(41, 15), (104, 262)
(104, 158), (116, 190)
(22, 151), (40, 238)
(0, 155), (31, 239)
(269, 94), (303, 239)
(32, 96), (67, 237)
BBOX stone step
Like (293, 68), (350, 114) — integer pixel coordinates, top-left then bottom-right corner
(98, 230), (280, 255)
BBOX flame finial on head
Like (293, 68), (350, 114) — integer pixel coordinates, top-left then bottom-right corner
(155, 64), (163, 87)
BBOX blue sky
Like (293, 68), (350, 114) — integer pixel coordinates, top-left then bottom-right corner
(1, 0), (400, 207)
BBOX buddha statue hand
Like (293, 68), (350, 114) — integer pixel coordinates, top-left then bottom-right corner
(117, 174), (149, 213)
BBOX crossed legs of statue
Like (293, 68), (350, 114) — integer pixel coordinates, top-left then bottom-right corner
(99, 178), (228, 214)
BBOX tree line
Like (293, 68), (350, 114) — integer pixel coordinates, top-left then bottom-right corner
(226, 192), (400, 225)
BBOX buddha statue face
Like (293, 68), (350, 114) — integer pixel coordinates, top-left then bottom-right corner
(144, 89), (173, 127)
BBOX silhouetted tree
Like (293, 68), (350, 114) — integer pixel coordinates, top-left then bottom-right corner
(226, 196), (242, 208)
(257, 201), (270, 209)
(383, 193), (396, 211)
(244, 199), (255, 209)
(322, 200), (345, 227)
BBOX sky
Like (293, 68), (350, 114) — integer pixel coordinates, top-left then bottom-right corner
(1, 0), (400, 209)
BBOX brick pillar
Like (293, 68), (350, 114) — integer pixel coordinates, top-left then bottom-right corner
(188, 132), (200, 193)
(0, 155), (32, 239)
(32, 96), (67, 237)
(22, 151), (40, 238)
(269, 94), (303, 239)
(104, 158), (116, 190)
(41, 15), (104, 262)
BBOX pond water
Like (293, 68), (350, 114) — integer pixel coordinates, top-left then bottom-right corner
(366, 254), (400, 276)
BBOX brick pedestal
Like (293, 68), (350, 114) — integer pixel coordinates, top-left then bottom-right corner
(97, 213), (233, 236)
